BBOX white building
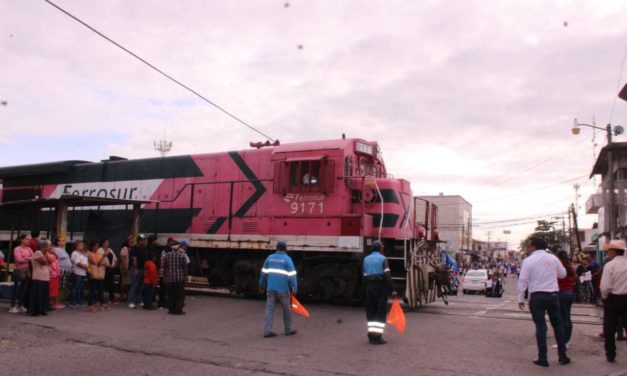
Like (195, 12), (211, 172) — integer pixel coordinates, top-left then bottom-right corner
(416, 194), (472, 253)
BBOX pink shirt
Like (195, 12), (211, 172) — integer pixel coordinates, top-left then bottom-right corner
(48, 253), (60, 278)
(13, 245), (33, 271)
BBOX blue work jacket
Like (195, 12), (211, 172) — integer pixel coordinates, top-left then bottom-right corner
(259, 251), (297, 293)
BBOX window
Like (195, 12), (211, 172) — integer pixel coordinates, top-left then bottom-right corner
(290, 160), (320, 186)
(274, 158), (335, 194)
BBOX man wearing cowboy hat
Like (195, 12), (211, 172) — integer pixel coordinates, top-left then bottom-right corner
(600, 239), (627, 362)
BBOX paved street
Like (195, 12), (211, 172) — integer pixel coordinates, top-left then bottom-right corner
(1, 276), (626, 376)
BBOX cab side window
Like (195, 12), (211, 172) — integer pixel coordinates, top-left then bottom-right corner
(274, 159), (335, 194)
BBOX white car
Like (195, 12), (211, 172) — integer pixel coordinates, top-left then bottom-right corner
(462, 269), (489, 294)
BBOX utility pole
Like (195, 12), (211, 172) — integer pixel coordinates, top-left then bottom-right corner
(486, 231), (492, 261)
(571, 204), (582, 254)
(573, 184), (581, 216)
(606, 123), (617, 239)
(467, 217), (472, 251)
(561, 215), (567, 252)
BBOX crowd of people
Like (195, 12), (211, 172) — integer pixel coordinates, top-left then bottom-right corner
(517, 237), (627, 366)
(7, 231), (190, 316)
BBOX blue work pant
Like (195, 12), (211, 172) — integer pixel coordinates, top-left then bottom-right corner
(264, 291), (292, 335)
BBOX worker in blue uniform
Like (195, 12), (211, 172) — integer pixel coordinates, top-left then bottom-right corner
(259, 240), (298, 338)
(363, 240), (396, 345)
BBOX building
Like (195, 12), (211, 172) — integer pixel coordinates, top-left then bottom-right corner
(417, 194), (472, 254)
(586, 142), (627, 247)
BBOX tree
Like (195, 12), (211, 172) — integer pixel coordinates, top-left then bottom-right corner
(519, 220), (568, 254)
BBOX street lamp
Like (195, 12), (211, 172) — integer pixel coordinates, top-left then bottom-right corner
(572, 118), (625, 238)
(571, 118), (623, 142)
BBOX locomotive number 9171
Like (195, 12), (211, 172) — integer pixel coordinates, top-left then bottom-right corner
(290, 201), (324, 215)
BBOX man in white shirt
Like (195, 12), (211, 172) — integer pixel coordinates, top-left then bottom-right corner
(517, 237), (570, 367)
(599, 239), (627, 363)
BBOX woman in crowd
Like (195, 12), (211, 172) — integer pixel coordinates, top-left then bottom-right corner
(9, 234), (33, 313)
(70, 240), (88, 307)
(119, 236), (135, 301)
(101, 239), (118, 304)
(48, 247), (62, 309)
(53, 237), (73, 297)
(87, 240), (109, 312)
(557, 250), (577, 348)
(29, 239), (52, 316)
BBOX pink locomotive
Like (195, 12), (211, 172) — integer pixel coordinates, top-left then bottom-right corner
(0, 137), (439, 306)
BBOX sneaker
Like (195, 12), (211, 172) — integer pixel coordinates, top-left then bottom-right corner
(285, 329), (298, 336)
(54, 303), (66, 309)
(263, 332), (278, 338)
(128, 303), (136, 309)
(19, 306), (27, 313)
(139, 302), (144, 307)
(8, 307), (19, 314)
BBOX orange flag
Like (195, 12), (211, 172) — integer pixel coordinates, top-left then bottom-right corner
(291, 295), (310, 318)
(387, 297), (406, 334)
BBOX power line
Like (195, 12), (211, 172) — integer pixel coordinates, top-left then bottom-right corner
(488, 138), (588, 188)
(44, 0), (274, 142)
(432, 174), (588, 208)
(437, 211), (567, 228)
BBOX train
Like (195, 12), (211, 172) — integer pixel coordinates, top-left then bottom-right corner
(0, 137), (441, 307)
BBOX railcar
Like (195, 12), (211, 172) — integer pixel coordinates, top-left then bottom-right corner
(0, 138), (439, 307)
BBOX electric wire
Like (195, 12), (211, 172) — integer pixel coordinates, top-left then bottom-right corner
(44, 0), (274, 142)
(436, 211), (568, 229)
(431, 174), (588, 208)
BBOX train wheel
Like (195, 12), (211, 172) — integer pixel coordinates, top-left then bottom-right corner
(299, 257), (361, 304)
(233, 259), (262, 297)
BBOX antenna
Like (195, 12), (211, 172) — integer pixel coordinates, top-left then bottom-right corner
(154, 127), (173, 157)
(154, 139), (172, 157)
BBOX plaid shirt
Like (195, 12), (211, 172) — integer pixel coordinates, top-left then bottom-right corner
(162, 250), (188, 283)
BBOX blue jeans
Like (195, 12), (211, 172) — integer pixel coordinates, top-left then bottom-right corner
(71, 274), (86, 305)
(264, 291), (292, 335)
(559, 290), (575, 343)
(128, 269), (145, 305)
(10, 269), (21, 307)
(143, 285), (155, 307)
(529, 292), (567, 361)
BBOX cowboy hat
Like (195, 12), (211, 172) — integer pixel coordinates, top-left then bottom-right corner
(603, 239), (627, 251)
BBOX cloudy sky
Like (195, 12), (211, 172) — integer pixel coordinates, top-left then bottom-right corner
(1, 0), (627, 248)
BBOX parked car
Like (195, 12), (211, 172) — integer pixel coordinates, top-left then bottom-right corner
(462, 269), (488, 294)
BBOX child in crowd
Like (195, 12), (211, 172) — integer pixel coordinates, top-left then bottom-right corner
(48, 251), (63, 309)
(143, 253), (158, 310)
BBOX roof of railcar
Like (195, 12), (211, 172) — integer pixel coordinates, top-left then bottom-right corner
(0, 138), (374, 179)
(271, 138), (367, 154)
